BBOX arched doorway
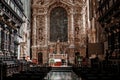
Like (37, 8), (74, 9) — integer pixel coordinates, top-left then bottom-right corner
(38, 52), (43, 64)
(50, 7), (68, 42)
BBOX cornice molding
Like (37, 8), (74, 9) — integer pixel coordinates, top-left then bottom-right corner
(32, 0), (74, 8)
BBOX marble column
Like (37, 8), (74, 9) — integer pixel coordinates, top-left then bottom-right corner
(33, 16), (37, 46)
(45, 14), (48, 47)
(82, 9), (86, 34)
(69, 8), (75, 48)
(32, 16), (37, 59)
(43, 13), (49, 63)
(69, 8), (75, 64)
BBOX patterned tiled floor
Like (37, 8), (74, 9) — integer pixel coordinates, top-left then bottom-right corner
(44, 71), (81, 80)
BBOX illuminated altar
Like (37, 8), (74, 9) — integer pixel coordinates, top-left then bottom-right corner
(49, 54), (68, 67)
(49, 40), (68, 67)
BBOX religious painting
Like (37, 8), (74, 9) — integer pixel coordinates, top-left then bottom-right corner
(50, 7), (68, 42)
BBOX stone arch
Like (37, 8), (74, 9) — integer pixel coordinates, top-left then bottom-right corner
(48, 2), (70, 16)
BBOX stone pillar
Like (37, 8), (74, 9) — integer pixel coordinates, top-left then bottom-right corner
(7, 31), (9, 54)
(69, 48), (75, 64)
(33, 16), (37, 46)
(32, 16), (37, 60)
(70, 8), (74, 47)
(0, 27), (2, 54)
(11, 30), (14, 55)
(4, 30), (7, 55)
(44, 14), (48, 47)
(69, 8), (75, 64)
(42, 47), (48, 64)
(92, 18), (96, 43)
(42, 15), (49, 63)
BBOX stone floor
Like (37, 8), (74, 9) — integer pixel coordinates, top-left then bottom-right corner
(44, 71), (81, 80)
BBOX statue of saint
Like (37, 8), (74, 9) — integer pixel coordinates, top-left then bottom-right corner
(56, 39), (60, 54)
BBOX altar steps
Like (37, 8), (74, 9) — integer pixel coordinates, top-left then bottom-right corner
(51, 66), (72, 72)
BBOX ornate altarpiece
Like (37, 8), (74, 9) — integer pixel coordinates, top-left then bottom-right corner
(31, 0), (86, 64)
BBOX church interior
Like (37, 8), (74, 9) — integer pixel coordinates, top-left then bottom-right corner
(0, 0), (120, 80)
